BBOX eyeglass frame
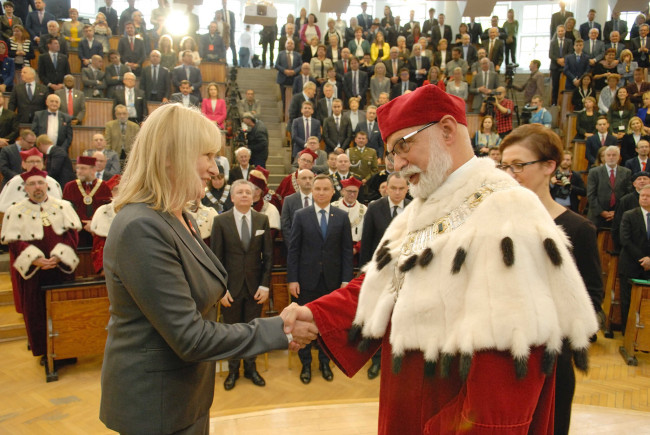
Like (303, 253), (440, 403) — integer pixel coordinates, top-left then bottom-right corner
(496, 160), (545, 173)
(386, 121), (437, 164)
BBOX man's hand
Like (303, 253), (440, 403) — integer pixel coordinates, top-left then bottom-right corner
(640, 257), (650, 270)
(220, 290), (234, 307)
(71, 119), (79, 125)
(0, 138), (9, 147)
(572, 78), (580, 86)
(600, 210), (615, 221)
(290, 320), (319, 350)
(557, 58), (565, 67)
(82, 220), (92, 232)
(254, 287), (269, 304)
(281, 302), (317, 350)
(334, 148), (344, 155)
(288, 282), (300, 298)
(390, 76), (399, 84)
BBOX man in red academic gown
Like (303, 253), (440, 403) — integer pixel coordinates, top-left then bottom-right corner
(62, 155), (112, 247)
(276, 149), (317, 201)
(89, 174), (121, 274)
(1, 167), (82, 358)
(280, 85), (599, 434)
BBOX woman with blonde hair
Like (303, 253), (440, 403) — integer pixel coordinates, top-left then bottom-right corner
(100, 103), (315, 434)
(93, 12), (112, 53)
(370, 31), (389, 64)
(7, 24), (32, 70)
(617, 49), (638, 85)
(158, 34), (176, 70)
(620, 116), (650, 162)
(370, 61), (390, 105)
(62, 8), (83, 49)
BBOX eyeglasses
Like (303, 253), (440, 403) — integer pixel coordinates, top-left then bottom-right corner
(386, 122), (437, 164)
(496, 160), (544, 173)
(25, 181), (46, 187)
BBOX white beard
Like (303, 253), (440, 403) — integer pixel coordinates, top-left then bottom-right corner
(403, 141), (452, 199)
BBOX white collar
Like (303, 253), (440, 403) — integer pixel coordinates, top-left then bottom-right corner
(442, 156), (479, 188)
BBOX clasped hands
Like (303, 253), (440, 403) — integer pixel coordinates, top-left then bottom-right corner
(280, 302), (319, 351)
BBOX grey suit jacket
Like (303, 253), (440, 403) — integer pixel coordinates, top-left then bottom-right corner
(470, 71), (499, 110)
(55, 88), (86, 123)
(584, 39), (605, 62)
(100, 203), (287, 434)
(587, 165), (633, 224)
(81, 67), (107, 98)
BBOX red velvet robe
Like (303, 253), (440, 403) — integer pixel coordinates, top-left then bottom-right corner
(307, 275), (555, 435)
(62, 179), (112, 246)
(275, 172), (297, 201)
(9, 226), (78, 356)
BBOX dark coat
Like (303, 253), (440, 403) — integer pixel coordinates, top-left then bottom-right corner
(37, 51), (70, 88)
(359, 196), (410, 267)
(45, 144), (75, 186)
(113, 87), (148, 123)
(139, 64), (171, 101)
(31, 110), (73, 150)
(619, 207), (650, 276)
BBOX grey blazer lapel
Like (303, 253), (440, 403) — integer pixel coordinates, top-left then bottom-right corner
(158, 210), (227, 287)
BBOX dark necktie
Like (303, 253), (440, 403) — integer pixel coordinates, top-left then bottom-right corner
(26, 83), (33, 100)
(391, 205), (398, 219)
(609, 168), (616, 208)
(153, 65), (158, 84)
(304, 196), (309, 207)
(241, 215), (250, 249)
(319, 209), (327, 238)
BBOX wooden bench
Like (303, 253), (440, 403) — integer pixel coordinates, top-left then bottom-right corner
(83, 98), (114, 127)
(602, 253), (621, 338)
(620, 279), (650, 366)
(43, 279), (109, 382)
(69, 126), (105, 160)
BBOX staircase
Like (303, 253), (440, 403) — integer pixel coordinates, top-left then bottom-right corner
(235, 67), (291, 189)
(0, 267), (26, 344)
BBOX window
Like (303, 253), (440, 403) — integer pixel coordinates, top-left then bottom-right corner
(518, 3), (554, 70)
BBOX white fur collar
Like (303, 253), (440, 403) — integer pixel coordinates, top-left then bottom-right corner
(1, 197), (82, 244)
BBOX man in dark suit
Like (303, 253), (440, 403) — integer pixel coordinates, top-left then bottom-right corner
(618, 185), (650, 333)
(275, 39), (301, 106)
(483, 27), (504, 73)
(287, 82), (316, 131)
(36, 19), (68, 55)
(291, 101), (321, 158)
(612, 172), (650, 250)
(112, 72), (147, 124)
(35, 133), (74, 186)
(281, 169), (315, 247)
(421, 8), (438, 40)
(210, 179), (273, 390)
(579, 9), (602, 41)
(170, 80), (200, 108)
(624, 139), (650, 174)
(459, 34), (478, 67)
(550, 1), (573, 38)
(117, 22), (146, 76)
(172, 51), (202, 100)
(430, 14), (452, 49)
(356, 2), (373, 35)
(0, 129), (35, 187)
(384, 47), (404, 86)
(322, 99), (353, 154)
(0, 93), (19, 147)
(92, 151), (117, 181)
(563, 39), (589, 92)
(241, 113), (269, 168)
(78, 24), (104, 67)
(343, 56), (369, 109)
(81, 55), (107, 98)
(604, 12), (628, 42)
(8, 67), (48, 123)
(585, 116), (618, 166)
(408, 44), (431, 87)
(469, 59), (499, 111)
(31, 94), (73, 150)
(117, 0), (137, 35)
(292, 63), (317, 95)
(105, 50), (131, 98)
(278, 23), (301, 57)
(550, 151), (586, 213)
(587, 145), (634, 228)
(200, 21), (227, 63)
(390, 68), (416, 101)
(140, 50), (170, 102)
(605, 31), (625, 59)
(98, 0), (118, 35)
(55, 74), (85, 125)
(468, 18), (483, 44)
(219, 0), (237, 65)
(37, 36), (69, 93)
(359, 173), (409, 378)
(315, 82), (335, 123)
(287, 174), (353, 383)
(355, 105), (383, 158)
(626, 67), (650, 108)
(228, 147), (252, 185)
(24, 0), (54, 45)
(631, 24), (650, 68)
(549, 26), (573, 102)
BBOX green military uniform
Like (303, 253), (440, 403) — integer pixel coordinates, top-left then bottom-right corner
(347, 146), (378, 182)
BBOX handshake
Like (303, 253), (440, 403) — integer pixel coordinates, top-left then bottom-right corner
(280, 303), (319, 351)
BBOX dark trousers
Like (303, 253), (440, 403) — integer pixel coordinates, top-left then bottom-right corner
(228, 37), (238, 66)
(554, 342), (575, 435)
(294, 273), (332, 368)
(261, 42), (275, 66)
(221, 288), (263, 374)
(505, 39), (517, 65)
(551, 68), (562, 105)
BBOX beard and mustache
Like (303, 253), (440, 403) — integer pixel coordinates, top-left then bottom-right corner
(400, 139), (452, 199)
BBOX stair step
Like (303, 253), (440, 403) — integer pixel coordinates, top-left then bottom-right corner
(0, 288), (13, 306)
(0, 304), (25, 342)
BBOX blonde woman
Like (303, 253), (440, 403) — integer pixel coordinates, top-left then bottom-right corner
(100, 103), (315, 434)
(93, 12), (112, 53)
(370, 61), (390, 105)
(62, 8), (83, 49)
(370, 31), (389, 64)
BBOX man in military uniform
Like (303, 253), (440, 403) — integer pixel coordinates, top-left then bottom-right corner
(332, 177), (366, 254)
(329, 153), (361, 202)
(366, 156), (396, 202)
(347, 131), (379, 202)
(62, 156), (112, 248)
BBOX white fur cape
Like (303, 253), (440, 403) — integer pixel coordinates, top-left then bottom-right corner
(354, 158), (599, 366)
(90, 202), (116, 237)
(0, 175), (62, 213)
(1, 197), (82, 243)
(186, 203), (219, 240)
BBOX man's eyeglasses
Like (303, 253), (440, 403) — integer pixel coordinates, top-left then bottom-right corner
(386, 122), (437, 165)
(496, 160), (544, 173)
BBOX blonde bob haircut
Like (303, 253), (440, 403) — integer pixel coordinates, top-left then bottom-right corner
(113, 103), (220, 213)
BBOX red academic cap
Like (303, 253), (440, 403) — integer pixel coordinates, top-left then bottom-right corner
(376, 84), (467, 143)
(341, 177), (362, 189)
(248, 169), (268, 191)
(19, 147), (43, 161)
(20, 166), (48, 182)
(299, 148), (318, 161)
(77, 155), (96, 166)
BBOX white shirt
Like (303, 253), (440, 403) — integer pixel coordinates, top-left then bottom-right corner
(643, 207), (650, 233)
(240, 165), (250, 180)
(46, 111), (59, 144)
(125, 87), (136, 118)
(388, 199), (405, 216)
(232, 207), (252, 240)
(606, 164), (617, 177)
(314, 203), (331, 223)
(299, 192), (313, 207)
(239, 31), (252, 50)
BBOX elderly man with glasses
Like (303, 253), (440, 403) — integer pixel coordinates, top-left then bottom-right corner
(280, 84), (599, 434)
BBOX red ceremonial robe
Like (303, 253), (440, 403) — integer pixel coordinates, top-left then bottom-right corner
(307, 275), (555, 435)
(275, 172), (298, 201)
(9, 226), (78, 356)
(62, 179), (112, 246)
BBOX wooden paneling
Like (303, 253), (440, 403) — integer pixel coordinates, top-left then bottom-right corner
(109, 36), (120, 51)
(621, 282), (650, 365)
(565, 113), (577, 149)
(199, 62), (227, 84)
(69, 126), (105, 160)
(83, 98), (114, 127)
(466, 113), (480, 139)
(560, 88), (573, 131)
(571, 140), (588, 173)
(68, 53), (81, 74)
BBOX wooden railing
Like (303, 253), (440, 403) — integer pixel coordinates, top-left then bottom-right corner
(83, 98), (114, 127)
(69, 126), (105, 160)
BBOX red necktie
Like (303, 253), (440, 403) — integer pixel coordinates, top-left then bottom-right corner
(644, 161), (647, 171)
(67, 91), (74, 116)
(601, 134), (605, 146)
(609, 168), (616, 208)
(344, 61), (348, 73)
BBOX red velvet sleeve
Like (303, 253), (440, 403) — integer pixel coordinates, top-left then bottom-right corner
(306, 274), (380, 377)
(424, 347), (555, 435)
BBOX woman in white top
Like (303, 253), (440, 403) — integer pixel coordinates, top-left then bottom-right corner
(598, 74), (621, 115)
(93, 12), (112, 53)
(446, 67), (469, 104)
(370, 62), (391, 106)
(300, 14), (321, 49)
